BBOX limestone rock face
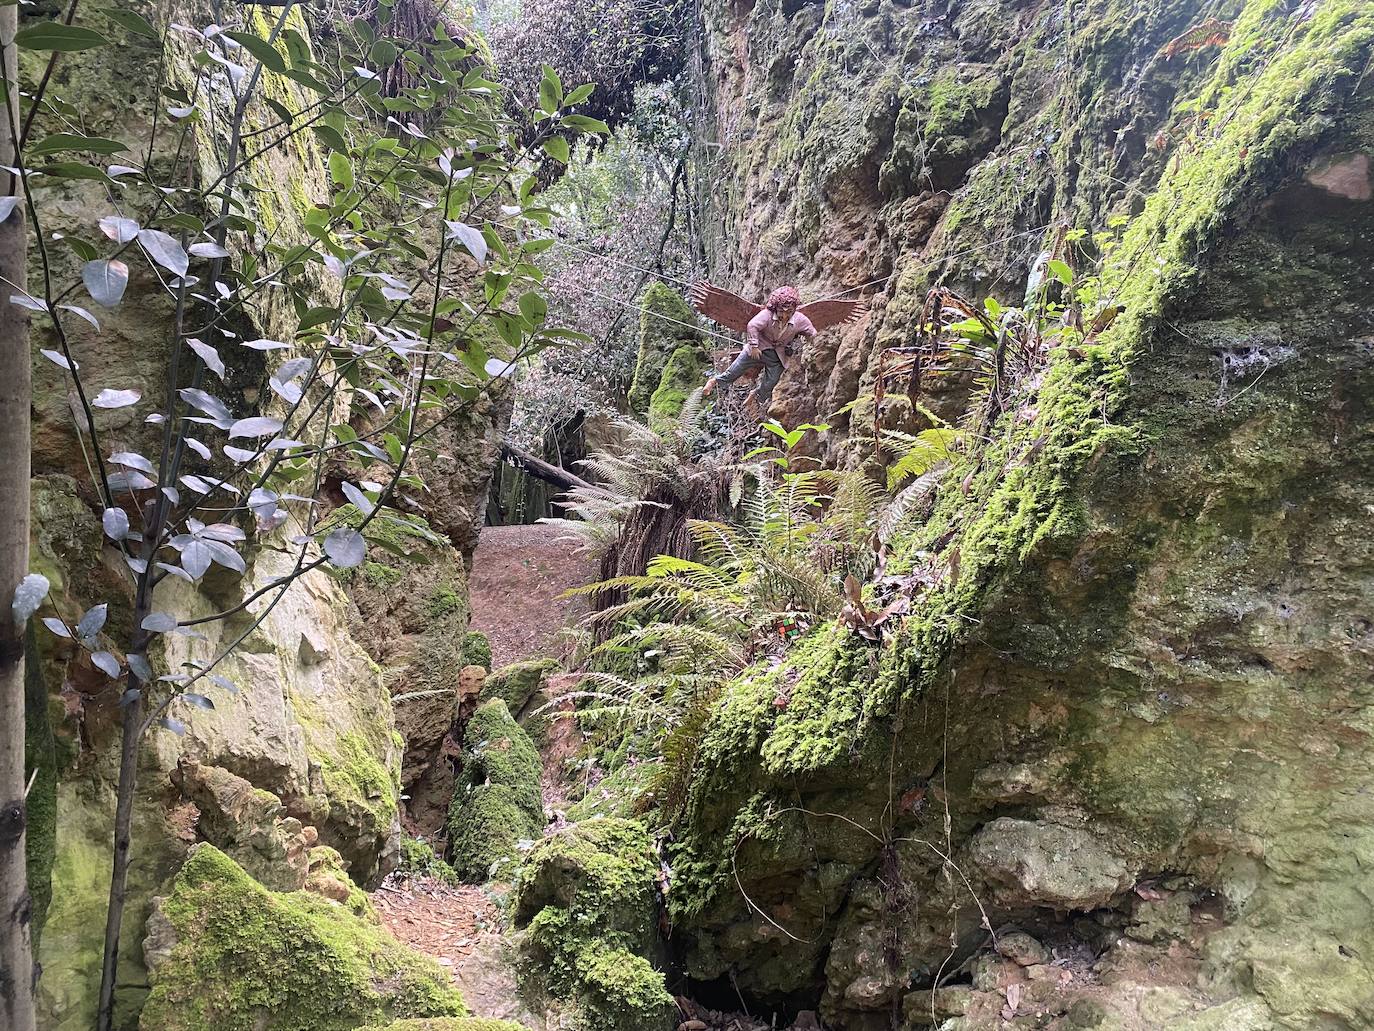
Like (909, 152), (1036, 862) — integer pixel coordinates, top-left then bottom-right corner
(169, 761), (314, 892)
(969, 819), (1136, 911)
(670, 1), (1374, 1028)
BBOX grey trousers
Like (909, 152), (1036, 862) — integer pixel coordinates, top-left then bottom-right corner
(715, 347), (784, 404)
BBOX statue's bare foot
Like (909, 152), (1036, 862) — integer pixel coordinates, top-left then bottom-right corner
(703, 377), (718, 398)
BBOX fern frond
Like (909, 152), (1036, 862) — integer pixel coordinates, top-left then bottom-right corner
(878, 463), (950, 542)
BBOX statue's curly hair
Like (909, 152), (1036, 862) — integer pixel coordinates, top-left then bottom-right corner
(766, 286), (800, 311)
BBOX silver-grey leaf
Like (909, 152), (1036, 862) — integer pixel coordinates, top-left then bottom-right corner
(109, 451), (155, 473)
(39, 348), (75, 370)
(202, 538), (246, 573)
(92, 387), (141, 409)
(444, 220), (488, 264)
(108, 470), (155, 492)
(138, 228), (189, 277)
(155, 562), (194, 583)
(158, 717), (188, 735)
(323, 527), (366, 568)
(182, 692), (215, 710)
(268, 376), (301, 404)
(189, 241), (230, 259)
(11, 573), (50, 627)
(198, 522), (246, 544)
(127, 654), (153, 682)
(341, 481), (374, 516)
(58, 304), (101, 331)
(102, 507), (130, 541)
(141, 611), (178, 632)
(82, 258), (130, 307)
(228, 416), (284, 439)
(276, 357), (312, 382)
(98, 215), (140, 244)
(187, 338), (226, 380)
(178, 387), (232, 423)
(76, 603), (108, 641)
(181, 540), (211, 579)
(11, 293), (48, 312)
(0, 197), (20, 224)
(91, 651), (121, 678)
(241, 338), (290, 351)
(41, 616), (72, 638)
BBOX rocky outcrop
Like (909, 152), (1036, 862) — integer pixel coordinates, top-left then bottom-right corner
(672, 1), (1374, 1028)
(629, 282), (707, 417)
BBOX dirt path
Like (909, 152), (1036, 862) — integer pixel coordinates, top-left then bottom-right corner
(374, 877), (498, 969)
(467, 524), (599, 669)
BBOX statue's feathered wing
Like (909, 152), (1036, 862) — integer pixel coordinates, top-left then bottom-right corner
(799, 297), (866, 332)
(690, 281), (867, 334)
(689, 282), (761, 334)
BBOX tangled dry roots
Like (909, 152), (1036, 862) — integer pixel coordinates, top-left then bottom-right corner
(330, 0), (471, 97)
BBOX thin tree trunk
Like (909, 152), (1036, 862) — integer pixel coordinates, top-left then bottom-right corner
(0, 3), (37, 1028)
(94, 659), (143, 1031)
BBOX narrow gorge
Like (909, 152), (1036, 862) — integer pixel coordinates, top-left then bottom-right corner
(3, 2), (1371, 1031)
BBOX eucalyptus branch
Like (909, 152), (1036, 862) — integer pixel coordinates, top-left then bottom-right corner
(17, 0), (80, 147)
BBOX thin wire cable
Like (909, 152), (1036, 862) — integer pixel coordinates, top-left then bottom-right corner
(547, 236), (697, 289)
(573, 282), (745, 348)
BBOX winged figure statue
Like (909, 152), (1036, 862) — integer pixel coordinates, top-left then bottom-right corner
(689, 282), (866, 412)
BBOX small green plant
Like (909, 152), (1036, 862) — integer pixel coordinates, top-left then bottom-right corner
(398, 837), (460, 886)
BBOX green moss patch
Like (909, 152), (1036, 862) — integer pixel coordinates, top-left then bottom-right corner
(648, 345), (707, 433)
(479, 659), (558, 718)
(446, 700), (544, 881)
(141, 845), (467, 1031)
(460, 630), (493, 671)
(628, 283), (704, 415)
(512, 818), (672, 1031)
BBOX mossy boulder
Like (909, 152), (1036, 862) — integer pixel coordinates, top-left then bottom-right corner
(140, 845), (467, 1031)
(647, 345), (707, 434)
(628, 283), (705, 416)
(446, 700), (544, 882)
(479, 658), (559, 720)
(511, 818), (673, 1031)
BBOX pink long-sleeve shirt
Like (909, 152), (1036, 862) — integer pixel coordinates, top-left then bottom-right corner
(746, 308), (816, 367)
